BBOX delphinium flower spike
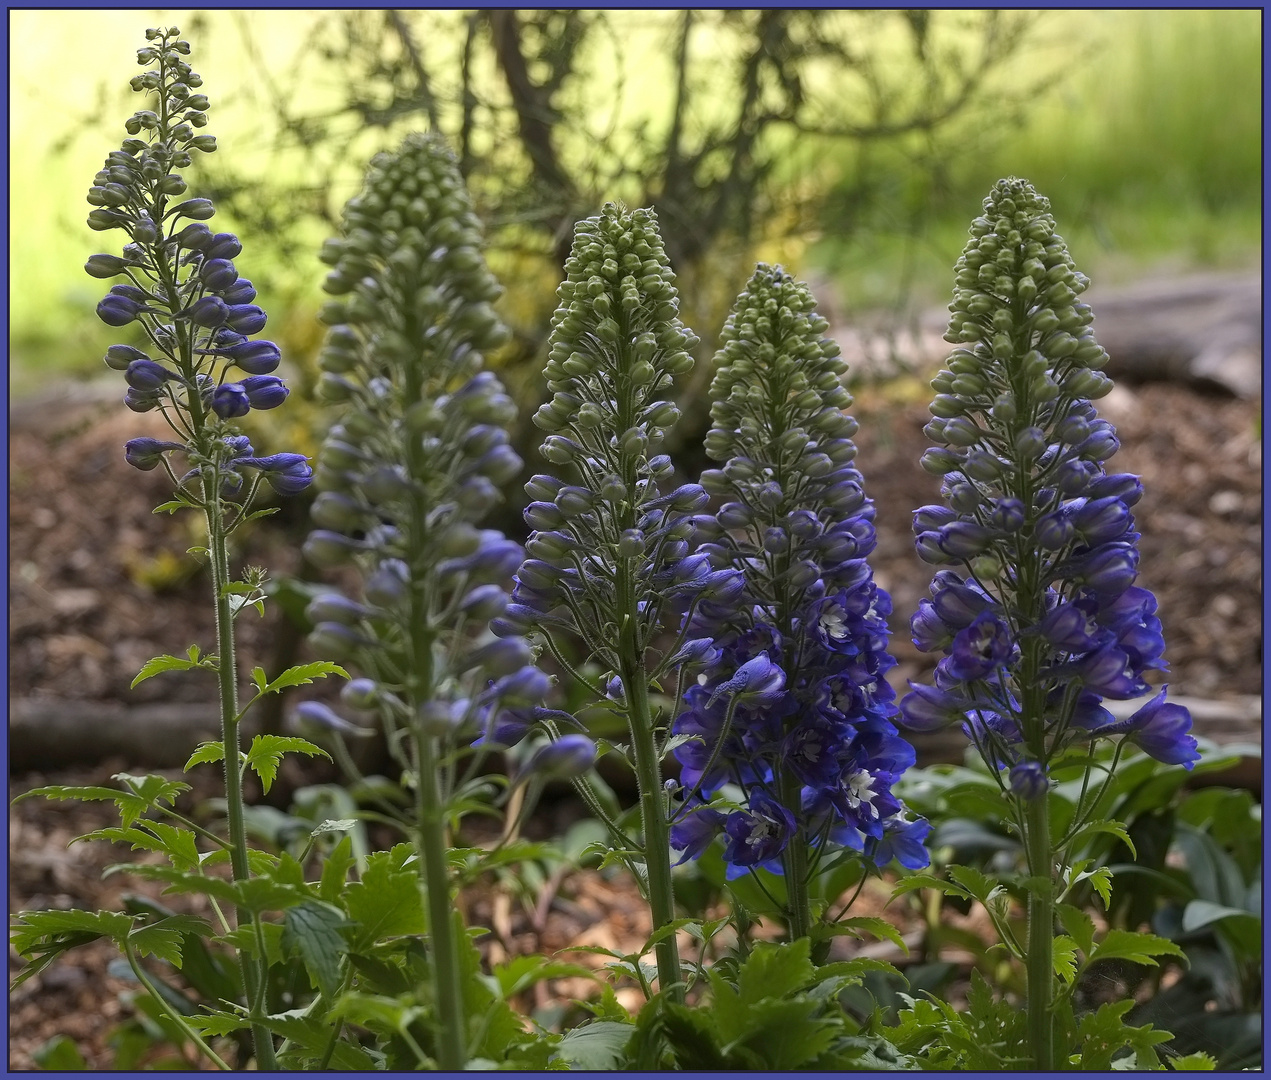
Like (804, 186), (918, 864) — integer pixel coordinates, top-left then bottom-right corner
(81, 27), (314, 1070)
(673, 264), (929, 942)
(493, 203), (703, 1001)
(899, 177), (1197, 1068)
(302, 133), (559, 1069)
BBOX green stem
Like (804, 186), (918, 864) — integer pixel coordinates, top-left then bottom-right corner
(402, 358), (466, 1067)
(618, 621), (684, 1002)
(1024, 790), (1056, 1070)
(413, 731), (467, 1069)
(124, 943), (232, 1071)
(205, 491), (277, 1072)
(779, 773), (812, 944)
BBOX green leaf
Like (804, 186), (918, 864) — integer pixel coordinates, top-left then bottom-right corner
(244, 734), (331, 794)
(77, 823), (200, 871)
(31, 1034), (88, 1070)
(282, 900), (350, 998)
(946, 864), (1004, 905)
(1052, 935), (1079, 984)
(344, 847), (426, 949)
(816, 956), (904, 982)
(1067, 818), (1138, 860)
(260, 662), (349, 696)
(11, 908), (135, 955)
(1168, 1051), (1217, 1070)
(552, 1020), (633, 1070)
(495, 955), (597, 999)
(1056, 903), (1096, 957)
(184, 741), (226, 771)
(130, 650), (212, 688)
(319, 835), (356, 903)
(1087, 928), (1186, 969)
(735, 938), (815, 1008)
(810, 915), (909, 954)
(152, 499), (192, 515)
(888, 872), (972, 901)
(129, 915), (211, 968)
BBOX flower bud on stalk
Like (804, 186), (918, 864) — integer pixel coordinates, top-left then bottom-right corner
(668, 265), (928, 937)
(301, 134), (550, 1071)
(898, 178), (1195, 770)
(898, 178), (1196, 1073)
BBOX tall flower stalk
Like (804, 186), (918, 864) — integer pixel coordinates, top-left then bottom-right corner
(670, 265), (930, 943)
(495, 204), (705, 1001)
(302, 133), (554, 1069)
(83, 27), (316, 1069)
(899, 178), (1198, 1069)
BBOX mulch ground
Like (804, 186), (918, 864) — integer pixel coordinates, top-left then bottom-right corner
(7, 375), (1262, 1068)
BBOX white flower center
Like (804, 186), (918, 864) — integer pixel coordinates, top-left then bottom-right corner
(746, 820), (775, 847)
(819, 607), (849, 640)
(845, 769), (878, 817)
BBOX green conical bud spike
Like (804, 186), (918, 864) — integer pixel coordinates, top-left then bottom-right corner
(706, 264), (851, 481)
(539, 203), (697, 469)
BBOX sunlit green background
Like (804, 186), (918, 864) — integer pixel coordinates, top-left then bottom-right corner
(9, 9), (1261, 396)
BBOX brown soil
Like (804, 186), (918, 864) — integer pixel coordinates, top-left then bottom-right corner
(7, 377), (1262, 1068)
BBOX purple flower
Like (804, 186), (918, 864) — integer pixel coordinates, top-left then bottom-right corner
(183, 294), (228, 327)
(241, 375), (289, 410)
(670, 803), (727, 865)
(225, 304), (267, 335)
(244, 452), (312, 495)
(1009, 760), (1048, 799)
(124, 359), (171, 392)
(873, 816), (933, 870)
(947, 612), (1013, 681)
(720, 794), (796, 878)
(96, 293), (145, 326)
(1124, 688), (1199, 769)
(224, 339), (282, 375)
(123, 437), (183, 471)
(706, 654), (786, 708)
(211, 382), (251, 419)
(524, 734), (597, 780)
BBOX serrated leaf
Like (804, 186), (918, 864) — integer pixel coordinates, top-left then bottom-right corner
(735, 938), (815, 1009)
(1068, 818), (1137, 860)
(184, 741), (226, 772)
(343, 850), (426, 948)
(282, 900), (350, 998)
(251, 666), (268, 692)
(319, 835), (356, 903)
(11, 908), (135, 955)
(1056, 903), (1096, 957)
(495, 955), (598, 999)
(1052, 935), (1079, 984)
(1087, 928), (1186, 969)
(816, 956), (904, 982)
(260, 662), (349, 696)
(130, 652), (211, 688)
(811, 916), (909, 954)
(553, 1021), (633, 1070)
(1168, 1051), (1217, 1070)
(187, 1010), (252, 1038)
(946, 864), (1003, 905)
(887, 873), (972, 901)
(128, 915), (210, 968)
(244, 735), (331, 794)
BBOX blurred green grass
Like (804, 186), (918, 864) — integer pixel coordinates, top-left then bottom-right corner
(811, 9), (1262, 312)
(9, 10), (1261, 396)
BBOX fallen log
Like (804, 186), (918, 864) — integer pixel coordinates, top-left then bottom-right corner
(824, 270), (1261, 399)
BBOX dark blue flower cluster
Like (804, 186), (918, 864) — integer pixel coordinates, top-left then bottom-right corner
(899, 178), (1198, 787)
(667, 265), (929, 884)
(300, 133), (561, 763)
(86, 27), (308, 496)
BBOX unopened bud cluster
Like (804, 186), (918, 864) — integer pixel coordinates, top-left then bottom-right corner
(494, 204), (715, 678)
(669, 265), (929, 877)
(87, 27), (309, 499)
(899, 178), (1197, 781)
(299, 134), (565, 766)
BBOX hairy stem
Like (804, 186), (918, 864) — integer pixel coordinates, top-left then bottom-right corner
(204, 489), (277, 1072)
